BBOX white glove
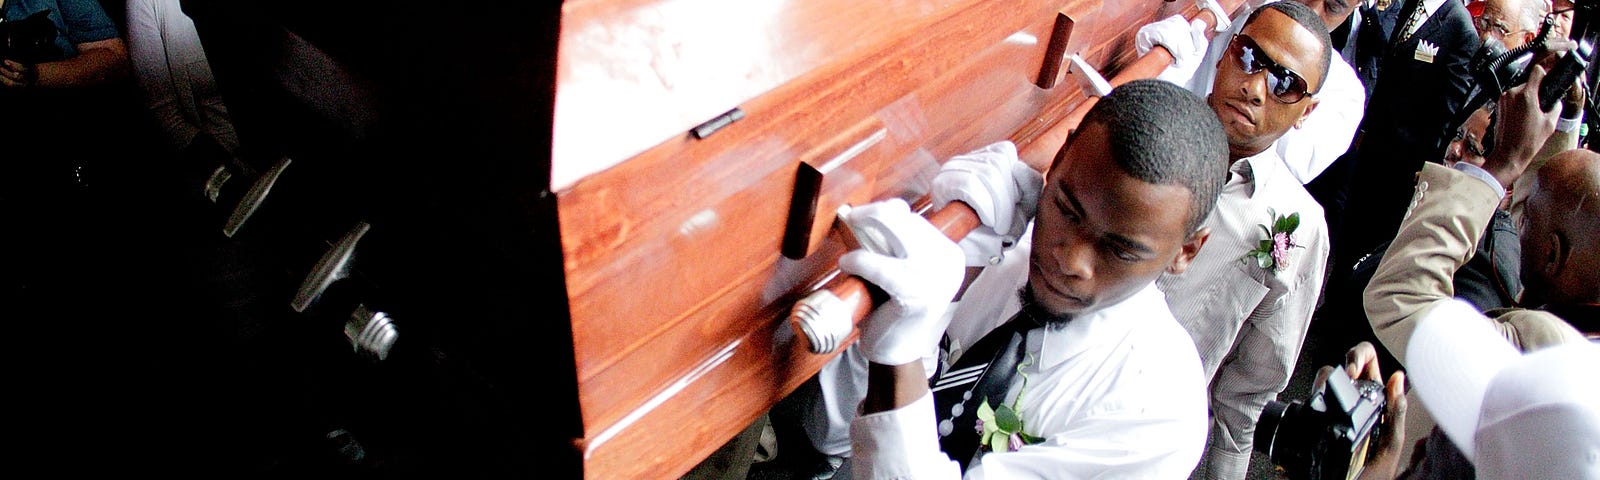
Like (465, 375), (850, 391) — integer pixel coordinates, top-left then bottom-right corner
(1136, 14), (1210, 80)
(930, 141), (1042, 266)
(837, 199), (964, 366)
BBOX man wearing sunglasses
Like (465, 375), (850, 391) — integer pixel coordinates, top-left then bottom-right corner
(1153, 3), (1335, 479)
(1138, 0), (1366, 185)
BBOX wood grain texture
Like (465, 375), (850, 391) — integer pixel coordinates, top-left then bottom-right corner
(554, 1), (1243, 478)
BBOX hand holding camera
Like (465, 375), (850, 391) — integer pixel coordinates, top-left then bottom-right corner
(1454, 8), (1596, 144)
(1342, 342), (1408, 480)
(1255, 341), (1407, 480)
(0, 10), (59, 88)
(0, 59), (38, 88)
(1484, 64), (1564, 188)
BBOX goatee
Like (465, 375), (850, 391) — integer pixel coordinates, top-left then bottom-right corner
(1018, 284), (1075, 327)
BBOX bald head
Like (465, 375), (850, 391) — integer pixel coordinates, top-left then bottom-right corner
(1520, 149), (1600, 307)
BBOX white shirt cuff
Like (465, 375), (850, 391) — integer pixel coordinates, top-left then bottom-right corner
(850, 392), (962, 480)
(1204, 444), (1252, 480)
(1557, 114), (1584, 133)
(1453, 162), (1506, 199)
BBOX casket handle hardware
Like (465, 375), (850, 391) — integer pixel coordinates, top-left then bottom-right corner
(346, 303), (398, 361)
(292, 220), (371, 313)
(223, 156), (293, 238)
(790, 201), (979, 354)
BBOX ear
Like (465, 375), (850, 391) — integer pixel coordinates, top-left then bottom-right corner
(1294, 97), (1321, 129)
(1545, 231), (1571, 279)
(1168, 226), (1212, 275)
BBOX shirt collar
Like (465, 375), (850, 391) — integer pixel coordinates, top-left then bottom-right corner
(1034, 281), (1165, 370)
(1420, 0), (1448, 18)
(1228, 150), (1287, 198)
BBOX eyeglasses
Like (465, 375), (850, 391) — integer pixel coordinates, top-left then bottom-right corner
(1227, 34), (1315, 104)
(1473, 14), (1514, 38)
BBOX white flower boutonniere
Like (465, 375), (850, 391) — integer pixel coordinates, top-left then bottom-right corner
(1243, 209), (1303, 273)
(975, 353), (1043, 453)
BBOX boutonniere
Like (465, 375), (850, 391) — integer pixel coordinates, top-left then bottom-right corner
(1243, 209), (1303, 273)
(975, 354), (1043, 452)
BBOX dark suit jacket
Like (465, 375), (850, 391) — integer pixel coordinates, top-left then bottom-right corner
(1316, 0), (1480, 274)
(1344, 1), (1402, 100)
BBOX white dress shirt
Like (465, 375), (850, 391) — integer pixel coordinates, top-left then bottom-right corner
(128, 0), (239, 153)
(850, 234), (1210, 479)
(1176, 3), (1368, 184)
(1155, 151), (1331, 480)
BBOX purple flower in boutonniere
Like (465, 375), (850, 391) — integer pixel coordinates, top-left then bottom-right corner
(1272, 231), (1291, 266)
(1244, 209), (1302, 273)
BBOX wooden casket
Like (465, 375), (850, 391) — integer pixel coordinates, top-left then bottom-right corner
(179, 0), (1241, 477)
(554, 0), (1239, 478)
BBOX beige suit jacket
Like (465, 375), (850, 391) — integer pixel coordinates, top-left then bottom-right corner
(1365, 163), (1583, 364)
(1363, 162), (1585, 475)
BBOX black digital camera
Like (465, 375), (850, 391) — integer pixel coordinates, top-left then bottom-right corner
(1255, 367), (1386, 480)
(1449, 1), (1600, 140)
(0, 10), (60, 65)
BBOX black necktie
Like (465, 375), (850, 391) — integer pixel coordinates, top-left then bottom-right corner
(930, 293), (1048, 471)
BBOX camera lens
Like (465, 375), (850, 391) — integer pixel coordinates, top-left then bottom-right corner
(1255, 400), (1291, 457)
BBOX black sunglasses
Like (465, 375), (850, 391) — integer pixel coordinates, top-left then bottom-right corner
(1228, 34), (1315, 104)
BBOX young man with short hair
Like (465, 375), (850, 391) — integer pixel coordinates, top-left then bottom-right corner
(835, 79), (1230, 478)
(1153, 3), (1336, 478)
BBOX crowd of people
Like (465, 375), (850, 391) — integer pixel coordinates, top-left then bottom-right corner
(763, 0), (1600, 479)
